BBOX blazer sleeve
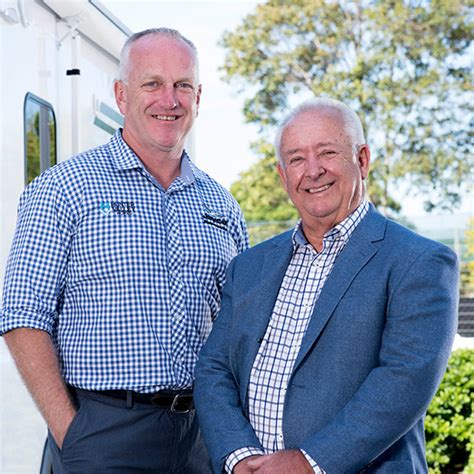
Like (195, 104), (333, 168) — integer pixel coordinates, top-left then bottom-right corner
(194, 258), (264, 473)
(300, 243), (459, 472)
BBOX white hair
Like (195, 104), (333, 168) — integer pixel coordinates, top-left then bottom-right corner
(274, 97), (366, 163)
(118, 28), (199, 83)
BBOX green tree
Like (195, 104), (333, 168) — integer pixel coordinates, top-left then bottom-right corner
(230, 139), (297, 221)
(222, 0), (473, 218)
(461, 217), (474, 296)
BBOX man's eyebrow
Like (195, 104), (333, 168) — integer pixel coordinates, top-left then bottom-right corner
(139, 74), (197, 85)
(284, 147), (304, 155)
(139, 74), (163, 82)
(316, 141), (338, 148)
(284, 142), (338, 155)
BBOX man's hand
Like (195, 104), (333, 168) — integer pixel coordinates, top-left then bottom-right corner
(234, 455), (264, 473)
(3, 328), (77, 449)
(246, 449), (313, 473)
(50, 408), (77, 449)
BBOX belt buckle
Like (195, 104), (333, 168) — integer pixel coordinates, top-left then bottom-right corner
(170, 393), (191, 414)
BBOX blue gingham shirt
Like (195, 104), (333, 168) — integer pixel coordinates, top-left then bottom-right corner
(226, 201), (369, 473)
(0, 130), (248, 392)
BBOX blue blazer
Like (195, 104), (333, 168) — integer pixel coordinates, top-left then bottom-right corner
(194, 205), (459, 473)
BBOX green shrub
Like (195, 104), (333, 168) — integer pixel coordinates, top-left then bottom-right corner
(426, 349), (474, 473)
(247, 221), (295, 246)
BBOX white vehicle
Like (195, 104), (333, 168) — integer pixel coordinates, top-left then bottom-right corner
(0, 1), (130, 471)
(1, 0), (131, 283)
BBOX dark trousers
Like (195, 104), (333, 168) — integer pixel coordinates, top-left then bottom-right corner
(47, 388), (212, 473)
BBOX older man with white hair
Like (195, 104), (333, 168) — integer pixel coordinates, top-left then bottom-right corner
(194, 97), (458, 474)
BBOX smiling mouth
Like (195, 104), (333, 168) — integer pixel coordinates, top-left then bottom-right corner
(151, 115), (178, 121)
(306, 183), (332, 194)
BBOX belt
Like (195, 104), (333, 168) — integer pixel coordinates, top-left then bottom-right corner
(69, 386), (194, 413)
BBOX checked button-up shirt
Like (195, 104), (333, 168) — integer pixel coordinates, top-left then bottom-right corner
(226, 201), (369, 473)
(0, 130), (248, 392)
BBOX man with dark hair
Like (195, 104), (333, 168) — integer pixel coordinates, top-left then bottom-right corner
(1, 28), (248, 473)
(195, 97), (458, 474)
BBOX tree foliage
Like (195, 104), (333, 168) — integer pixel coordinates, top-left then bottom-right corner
(230, 139), (298, 221)
(461, 217), (474, 296)
(26, 112), (41, 185)
(25, 110), (56, 185)
(222, 0), (473, 218)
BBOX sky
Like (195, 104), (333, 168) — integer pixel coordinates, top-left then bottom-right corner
(101, 0), (472, 220)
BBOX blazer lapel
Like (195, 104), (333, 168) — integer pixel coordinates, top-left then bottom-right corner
(240, 231), (294, 403)
(293, 207), (387, 371)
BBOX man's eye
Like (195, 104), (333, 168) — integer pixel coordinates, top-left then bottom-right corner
(143, 81), (159, 88)
(289, 156), (304, 165)
(176, 82), (193, 90)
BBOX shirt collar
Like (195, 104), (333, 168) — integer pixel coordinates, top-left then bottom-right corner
(181, 152), (208, 185)
(109, 129), (142, 171)
(108, 129), (205, 186)
(292, 200), (370, 250)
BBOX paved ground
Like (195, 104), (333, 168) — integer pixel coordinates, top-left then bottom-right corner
(1, 339), (46, 474)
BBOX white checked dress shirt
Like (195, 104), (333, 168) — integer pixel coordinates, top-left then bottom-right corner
(226, 201), (369, 473)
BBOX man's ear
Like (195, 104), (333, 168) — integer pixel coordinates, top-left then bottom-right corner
(114, 80), (127, 116)
(195, 84), (202, 117)
(276, 162), (288, 193)
(358, 144), (371, 180)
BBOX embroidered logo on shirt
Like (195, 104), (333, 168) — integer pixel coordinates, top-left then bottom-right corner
(100, 201), (135, 215)
(202, 211), (227, 230)
(100, 201), (112, 216)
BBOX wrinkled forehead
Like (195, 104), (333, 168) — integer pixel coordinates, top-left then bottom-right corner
(132, 33), (195, 53)
(286, 107), (346, 131)
(282, 109), (351, 146)
(129, 34), (199, 77)
(282, 109), (346, 137)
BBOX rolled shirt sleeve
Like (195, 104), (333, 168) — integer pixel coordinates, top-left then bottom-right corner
(1, 169), (73, 335)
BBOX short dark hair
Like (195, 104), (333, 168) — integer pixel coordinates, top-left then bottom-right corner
(118, 28), (198, 82)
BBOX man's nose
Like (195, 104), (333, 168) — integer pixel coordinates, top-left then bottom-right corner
(305, 155), (325, 178)
(157, 85), (178, 109)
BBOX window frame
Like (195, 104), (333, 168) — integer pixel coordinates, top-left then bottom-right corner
(23, 92), (57, 186)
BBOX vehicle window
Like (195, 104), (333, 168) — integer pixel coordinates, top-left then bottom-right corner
(24, 93), (57, 185)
